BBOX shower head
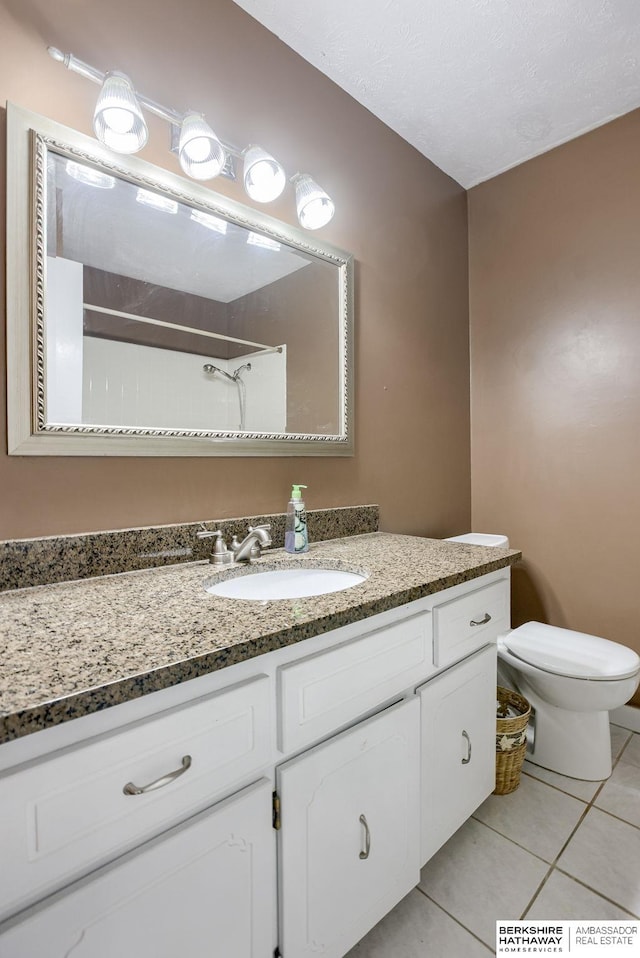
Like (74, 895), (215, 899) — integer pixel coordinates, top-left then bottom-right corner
(203, 363), (236, 382)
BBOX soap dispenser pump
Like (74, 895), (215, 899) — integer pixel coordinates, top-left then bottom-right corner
(285, 484), (309, 554)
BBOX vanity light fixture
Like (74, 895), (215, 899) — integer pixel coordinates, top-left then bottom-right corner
(178, 112), (226, 181)
(93, 72), (148, 154)
(243, 145), (286, 203)
(48, 46), (335, 230)
(292, 174), (336, 231)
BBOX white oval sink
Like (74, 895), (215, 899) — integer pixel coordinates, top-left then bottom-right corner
(205, 567), (367, 601)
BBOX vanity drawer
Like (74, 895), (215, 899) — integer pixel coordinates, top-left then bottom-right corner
(433, 577), (510, 668)
(0, 674), (270, 920)
(278, 611), (433, 752)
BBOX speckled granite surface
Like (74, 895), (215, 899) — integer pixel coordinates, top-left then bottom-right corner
(0, 505), (379, 592)
(0, 533), (520, 743)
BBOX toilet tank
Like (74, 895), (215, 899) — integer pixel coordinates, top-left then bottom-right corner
(444, 533), (510, 548)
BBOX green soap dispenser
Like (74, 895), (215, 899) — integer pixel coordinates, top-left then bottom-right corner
(285, 484), (309, 553)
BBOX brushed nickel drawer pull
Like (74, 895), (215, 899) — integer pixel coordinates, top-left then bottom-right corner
(123, 755), (192, 796)
(462, 730), (472, 764)
(470, 612), (491, 626)
(359, 814), (371, 860)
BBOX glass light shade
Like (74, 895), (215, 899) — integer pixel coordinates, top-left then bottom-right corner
(292, 174), (335, 230)
(243, 146), (286, 202)
(93, 72), (148, 154)
(178, 113), (225, 180)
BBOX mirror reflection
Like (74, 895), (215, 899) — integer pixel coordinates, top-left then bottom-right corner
(45, 150), (342, 438)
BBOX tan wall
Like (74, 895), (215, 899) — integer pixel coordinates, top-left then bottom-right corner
(229, 262), (339, 434)
(83, 268), (233, 359)
(469, 110), (640, 704)
(0, 0), (470, 540)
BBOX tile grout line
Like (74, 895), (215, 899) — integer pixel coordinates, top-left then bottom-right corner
(520, 726), (633, 805)
(589, 804), (640, 833)
(552, 866), (640, 920)
(469, 813), (556, 865)
(414, 729), (640, 951)
(520, 728), (638, 917)
(415, 886), (495, 954)
(589, 730), (640, 831)
(519, 862), (555, 919)
(514, 801), (594, 919)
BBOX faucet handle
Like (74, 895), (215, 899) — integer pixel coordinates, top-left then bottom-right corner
(196, 525), (221, 539)
(198, 528), (232, 565)
(248, 523), (271, 532)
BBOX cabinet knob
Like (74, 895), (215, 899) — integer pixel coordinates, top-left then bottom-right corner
(359, 814), (371, 860)
(123, 755), (192, 796)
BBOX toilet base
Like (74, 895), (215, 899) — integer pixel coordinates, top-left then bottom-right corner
(525, 696), (612, 781)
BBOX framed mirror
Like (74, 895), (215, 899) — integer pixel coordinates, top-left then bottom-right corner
(6, 104), (353, 456)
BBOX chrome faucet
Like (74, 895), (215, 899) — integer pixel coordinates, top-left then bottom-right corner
(197, 523), (272, 564)
(230, 524), (272, 563)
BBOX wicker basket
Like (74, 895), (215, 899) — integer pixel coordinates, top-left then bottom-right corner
(494, 686), (531, 795)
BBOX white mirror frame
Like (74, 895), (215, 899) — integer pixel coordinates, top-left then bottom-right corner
(6, 103), (354, 457)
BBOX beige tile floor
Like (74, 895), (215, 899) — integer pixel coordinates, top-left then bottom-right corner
(348, 724), (639, 957)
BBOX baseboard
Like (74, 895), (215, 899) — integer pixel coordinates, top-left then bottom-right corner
(610, 704), (640, 733)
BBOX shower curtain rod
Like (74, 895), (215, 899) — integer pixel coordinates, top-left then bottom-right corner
(83, 303), (284, 356)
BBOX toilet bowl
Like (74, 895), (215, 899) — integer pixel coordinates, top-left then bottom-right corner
(444, 533), (640, 780)
(498, 623), (640, 779)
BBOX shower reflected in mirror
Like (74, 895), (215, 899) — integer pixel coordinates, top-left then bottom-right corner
(203, 362), (253, 431)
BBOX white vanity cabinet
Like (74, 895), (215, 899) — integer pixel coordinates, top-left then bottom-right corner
(418, 575), (509, 863)
(277, 698), (421, 958)
(418, 644), (497, 863)
(0, 778), (276, 958)
(0, 567), (511, 958)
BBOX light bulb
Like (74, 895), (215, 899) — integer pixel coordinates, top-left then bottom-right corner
(93, 72), (147, 154)
(101, 107), (134, 134)
(292, 174), (335, 230)
(178, 113), (225, 180)
(243, 146), (286, 203)
(183, 136), (212, 163)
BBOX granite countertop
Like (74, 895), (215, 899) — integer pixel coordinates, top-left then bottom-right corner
(0, 532), (520, 744)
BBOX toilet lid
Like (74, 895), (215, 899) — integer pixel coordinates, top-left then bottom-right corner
(503, 622), (640, 680)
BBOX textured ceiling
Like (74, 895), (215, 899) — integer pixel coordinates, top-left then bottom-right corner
(232, 0), (640, 188)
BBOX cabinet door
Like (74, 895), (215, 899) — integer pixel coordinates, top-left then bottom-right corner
(1, 674), (271, 921)
(0, 778), (275, 958)
(277, 697), (420, 958)
(418, 644), (496, 865)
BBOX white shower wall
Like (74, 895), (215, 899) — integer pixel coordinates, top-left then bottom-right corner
(82, 338), (287, 433)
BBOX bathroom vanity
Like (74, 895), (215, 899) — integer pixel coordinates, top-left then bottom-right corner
(0, 533), (518, 958)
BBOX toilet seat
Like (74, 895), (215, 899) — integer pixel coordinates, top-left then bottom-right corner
(503, 622), (640, 682)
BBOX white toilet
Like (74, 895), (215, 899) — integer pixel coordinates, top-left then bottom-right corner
(445, 533), (640, 780)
